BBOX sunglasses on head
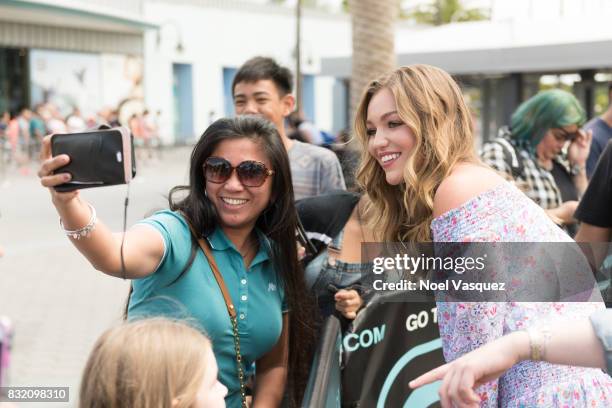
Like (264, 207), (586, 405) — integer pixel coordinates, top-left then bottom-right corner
(203, 156), (274, 187)
(551, 128), (579, 142)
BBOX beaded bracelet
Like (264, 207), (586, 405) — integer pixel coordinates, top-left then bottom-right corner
(60, 203), (97, 239)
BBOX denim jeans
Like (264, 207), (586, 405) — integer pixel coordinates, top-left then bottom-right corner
(304, 230), (370, 318)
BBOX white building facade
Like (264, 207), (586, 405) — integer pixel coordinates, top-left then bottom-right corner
(0, 0), (155, 122)
(143, 0), (352, 144)
(4, 0), (612, 144)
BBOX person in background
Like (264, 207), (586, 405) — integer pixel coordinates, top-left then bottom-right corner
(17, 108), (32, 164)
(129, 112), (147, 165)
(79, 318), (227, 408)
(330, 129), (360, 191)
(0, 111), (9, 166)
(44, 104), (67, 134)
(409, 309), (612, 408)
(232, 56), (345, 200)
(0, 111), (9, 139)
(355, 64), (611, 407)
(29, 105), (47, 159)
(575, 140), (612, 303)
(142, 109), (156, 160)
(5, 111), (20, 166)
(109, 109), (121, 128)
(66, 107), (86, 133)
(286, 111), (308, 143)
(481, 90), (591, 236)
(585, 83), (612, 177)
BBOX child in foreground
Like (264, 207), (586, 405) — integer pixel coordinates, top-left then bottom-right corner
(79, 318), (227, 408)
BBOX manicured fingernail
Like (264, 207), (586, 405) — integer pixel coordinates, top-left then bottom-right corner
(64, 174), (71, 181)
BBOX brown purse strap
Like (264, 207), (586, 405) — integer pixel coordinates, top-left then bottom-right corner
(195, 238), (237, 319)
(181, 214), (246, 407)
(180, 212), (237, 318)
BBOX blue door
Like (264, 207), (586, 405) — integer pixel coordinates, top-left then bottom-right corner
(172, 63), (194, 143)
(223, 67), (237, 117)
(302, 74), (315, 123)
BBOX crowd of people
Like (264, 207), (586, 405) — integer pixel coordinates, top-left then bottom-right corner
(0, 103), (161, 175)
(30, 55), (612, 407)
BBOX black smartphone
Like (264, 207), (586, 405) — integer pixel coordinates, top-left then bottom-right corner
(51, 127), (136, 192)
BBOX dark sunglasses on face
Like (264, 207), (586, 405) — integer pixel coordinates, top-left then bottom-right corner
(203, 156), (274, 187)
(551, 128), (579, 142)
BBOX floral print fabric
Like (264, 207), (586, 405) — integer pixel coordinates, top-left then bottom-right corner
(431, 182), (612, 407)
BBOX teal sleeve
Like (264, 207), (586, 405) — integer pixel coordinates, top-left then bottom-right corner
(134, 210), (193, 289)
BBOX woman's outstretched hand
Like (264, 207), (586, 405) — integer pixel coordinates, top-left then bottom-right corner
(409, 331), (528, 408)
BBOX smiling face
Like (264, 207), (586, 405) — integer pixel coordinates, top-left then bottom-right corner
(233, 79), (294, 137)
(366, 87), (417, 185)
(205, 138), (273, 236)
(536, 124), (578, 162)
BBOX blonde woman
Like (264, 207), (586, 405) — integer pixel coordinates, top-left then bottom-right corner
(79, 318), (227, 408)
(354, 64), (612, 406)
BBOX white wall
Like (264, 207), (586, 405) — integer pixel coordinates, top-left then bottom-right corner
(143, 1), (351, 144)
(491, 0), (612, 21)
(394, 4), (612, 54)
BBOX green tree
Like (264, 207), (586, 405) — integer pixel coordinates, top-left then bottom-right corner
(403, 0), (489, 25)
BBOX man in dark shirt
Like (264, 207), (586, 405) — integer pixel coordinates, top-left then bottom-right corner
(575, 140), (612, 303)
(585, 84), (612, 177)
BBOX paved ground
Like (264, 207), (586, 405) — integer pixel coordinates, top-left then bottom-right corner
(0, 147), (192, 407)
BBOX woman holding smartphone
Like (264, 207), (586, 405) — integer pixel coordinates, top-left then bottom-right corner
(38, 116), (315, 408)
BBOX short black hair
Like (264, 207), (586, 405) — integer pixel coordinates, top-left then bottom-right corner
(232, 56), (293, 96)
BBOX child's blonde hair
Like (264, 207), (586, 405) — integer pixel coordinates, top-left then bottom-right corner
(79, 318), (211, 408)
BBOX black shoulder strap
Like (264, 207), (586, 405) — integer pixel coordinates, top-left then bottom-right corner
(494, 137), (526, 179)
(296, 215), (317, 258)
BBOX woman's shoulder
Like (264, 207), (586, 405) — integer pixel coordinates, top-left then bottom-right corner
(433, 163), (506, 219)
(139, 209), (191, 237)
(141, 208), (184, 224)
(431, 165), (565, 242)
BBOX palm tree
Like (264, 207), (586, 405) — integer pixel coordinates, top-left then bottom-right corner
(403, 0), (489, 26)
(349, 0), (398, 123)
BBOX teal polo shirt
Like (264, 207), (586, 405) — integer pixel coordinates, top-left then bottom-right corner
(128, 210), (287, 407)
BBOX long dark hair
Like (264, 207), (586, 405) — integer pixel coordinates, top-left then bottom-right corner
(169, 116), (316, 406)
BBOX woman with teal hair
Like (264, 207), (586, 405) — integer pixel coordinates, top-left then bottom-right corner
(481, 89), (592, 235)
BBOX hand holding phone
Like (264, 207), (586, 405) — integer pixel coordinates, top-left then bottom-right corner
(50, 127), (136, 192)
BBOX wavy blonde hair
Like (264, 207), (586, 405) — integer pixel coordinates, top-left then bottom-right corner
(79, 318), (211, 408)
(355, 64), (478, 242)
